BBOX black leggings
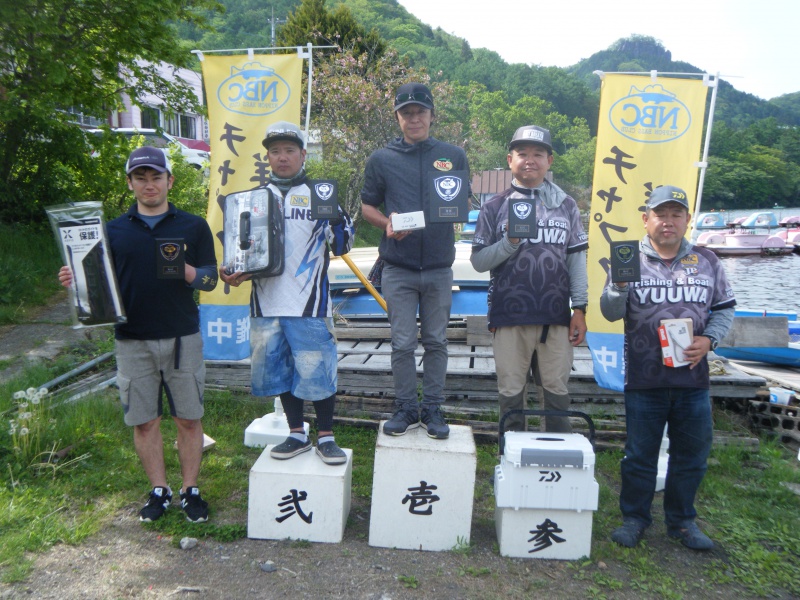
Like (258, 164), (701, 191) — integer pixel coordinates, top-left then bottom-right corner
(279, 392), (336, 432)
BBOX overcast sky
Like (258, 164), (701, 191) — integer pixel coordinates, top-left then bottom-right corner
(397, 0), (797, 100)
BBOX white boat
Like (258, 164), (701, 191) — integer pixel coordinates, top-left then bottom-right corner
(775, 216), (800, 254)
(695, 211), (795, 256)
(695, 230), (795, 256)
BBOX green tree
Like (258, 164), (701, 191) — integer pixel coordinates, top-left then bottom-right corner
(278, 0), (385, 59)
(0, 0), (220, 223)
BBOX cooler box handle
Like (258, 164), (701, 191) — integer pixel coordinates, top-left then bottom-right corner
(498, 409), (596, 456)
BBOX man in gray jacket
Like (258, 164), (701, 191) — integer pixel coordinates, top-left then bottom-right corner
(470, 125), (588, 433)
(361, 82), (470, 440)
(601, 184), (735, 551)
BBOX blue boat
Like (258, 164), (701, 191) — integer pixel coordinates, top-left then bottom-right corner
(715, 315), (800, 368)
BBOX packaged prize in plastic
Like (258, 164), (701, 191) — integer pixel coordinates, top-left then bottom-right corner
(46, 201), (126, 328)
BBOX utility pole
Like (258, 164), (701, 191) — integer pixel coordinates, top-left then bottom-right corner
(268, 6), (287, 50)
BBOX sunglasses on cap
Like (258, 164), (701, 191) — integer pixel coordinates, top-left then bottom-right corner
(395, 92), (433, 104)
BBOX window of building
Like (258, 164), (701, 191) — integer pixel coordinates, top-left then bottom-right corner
(141, 106), (161, 130)
(163, 111), (198, 139)
(62, 106), (105, 127)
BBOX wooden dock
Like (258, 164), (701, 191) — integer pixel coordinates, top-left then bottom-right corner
(205, 320), (768, 422)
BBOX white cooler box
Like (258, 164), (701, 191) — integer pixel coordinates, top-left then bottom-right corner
(495, 432), (598, 511)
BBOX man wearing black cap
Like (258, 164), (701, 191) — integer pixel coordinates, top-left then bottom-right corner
(470, 125), (588, 434)
(361, 83), (471, 440)
(59, 146), (218, 523)
(601, 185), (736, 551)
(220, 121), (354, 465)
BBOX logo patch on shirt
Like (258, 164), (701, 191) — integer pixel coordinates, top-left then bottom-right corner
(680, 254), (699, 265)
(433, 158), (453, 171)
(289, 194), (309, 207)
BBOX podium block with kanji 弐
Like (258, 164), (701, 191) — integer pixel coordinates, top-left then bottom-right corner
(248, 444), (352, 543)
(368, 423), (476, 551)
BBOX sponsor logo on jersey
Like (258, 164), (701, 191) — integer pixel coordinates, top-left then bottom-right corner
(289, 194), (309, 207)
(433, 158), (453, 171)
(680, 254), (699, 265)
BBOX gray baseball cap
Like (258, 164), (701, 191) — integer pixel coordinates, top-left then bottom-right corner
(646, 185), (690, 210)
(509, 125), (553, 153)
(262, 121), (305, 150)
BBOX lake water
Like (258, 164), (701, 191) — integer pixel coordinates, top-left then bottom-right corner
(693, 207), (800, 316)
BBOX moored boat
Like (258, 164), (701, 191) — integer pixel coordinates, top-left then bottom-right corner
(695, 229), (795, 256)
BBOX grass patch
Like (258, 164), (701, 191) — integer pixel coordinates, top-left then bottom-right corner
(0, 224), (63, 325)
(1, 353), (799, 597)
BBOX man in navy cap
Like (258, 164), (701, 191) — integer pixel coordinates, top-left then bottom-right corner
(361, 83), (471, 440)
(59, 146), (218, 524)
(601, 184), (736, 550)
(470, 125), (588, 434)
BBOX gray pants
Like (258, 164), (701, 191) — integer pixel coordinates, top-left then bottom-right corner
(381, 264), (453, 411)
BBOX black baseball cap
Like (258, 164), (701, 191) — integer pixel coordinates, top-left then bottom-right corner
(394, 83), (434, 111)
(646, 185), (690, 210)
(125, 146), (172, 174)
(508, 125), (553, 153)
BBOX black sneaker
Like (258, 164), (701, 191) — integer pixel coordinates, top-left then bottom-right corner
(315, 440), (347, 465)
(421, 406), (450, 439)
(180, 487), (209, 523)
(270, 436), (312, 460)
(383, 408), (420, 436)
(139, 486), (172, 522)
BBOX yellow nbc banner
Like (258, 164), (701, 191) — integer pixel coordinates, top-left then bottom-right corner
(199, 54), (302, 359)
(585, 74), (710, 391)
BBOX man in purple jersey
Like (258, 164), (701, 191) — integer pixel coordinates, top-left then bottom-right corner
(600, 185), (736, 551)
(470, 125), (588, 433)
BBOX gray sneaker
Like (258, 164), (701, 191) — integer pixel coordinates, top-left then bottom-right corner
(421, 406), (450, 439)
(315, 440), (347, 465)
(667, 522), (714, 551)
(611, 519), (647, 548)
(383, 408), (420, 436)
(270, 436), (312, 460)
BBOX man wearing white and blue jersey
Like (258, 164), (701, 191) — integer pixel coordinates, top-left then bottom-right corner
(221, 122), (354, 465)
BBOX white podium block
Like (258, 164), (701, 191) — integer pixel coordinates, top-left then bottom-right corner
(244, 397), (309, 448)
(369, 423), (476, 552)
(495, 506), (593, 560)
(244, 416), (309, 448)
(248, 445), (352, 543)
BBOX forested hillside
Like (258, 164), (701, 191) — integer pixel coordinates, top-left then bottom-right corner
(2, 0), (796, 225)
(176, 0), (800, 210)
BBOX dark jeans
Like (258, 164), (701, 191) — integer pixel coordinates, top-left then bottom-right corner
(619, 387), (712, 529)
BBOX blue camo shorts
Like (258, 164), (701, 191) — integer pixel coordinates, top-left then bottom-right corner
(250, 316), (338, 401)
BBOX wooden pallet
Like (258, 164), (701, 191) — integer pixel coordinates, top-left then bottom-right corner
(205, 320), (767, 419)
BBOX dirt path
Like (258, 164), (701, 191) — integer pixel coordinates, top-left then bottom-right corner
(0, 292), (106, 384)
